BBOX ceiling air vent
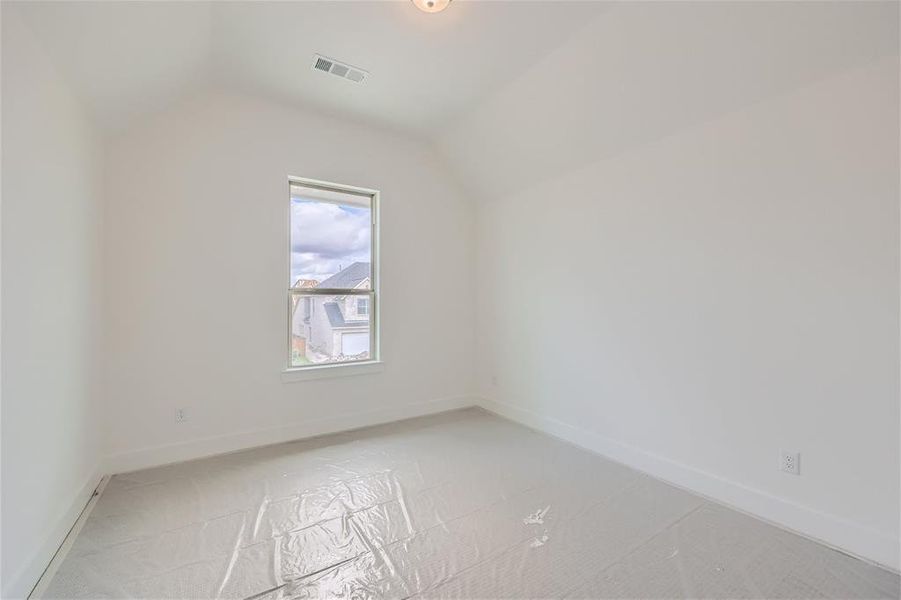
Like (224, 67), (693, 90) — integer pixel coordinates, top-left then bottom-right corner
(311, 54), (368, 84)
(313, 56), (333, 72)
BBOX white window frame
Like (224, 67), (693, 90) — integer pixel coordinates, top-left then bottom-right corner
(285, 176), (380, 375)
(356, 297), (369, 316)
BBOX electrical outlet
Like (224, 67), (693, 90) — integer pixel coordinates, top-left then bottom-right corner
(175, 408), (187, 423)
(779, 450), (800, 475)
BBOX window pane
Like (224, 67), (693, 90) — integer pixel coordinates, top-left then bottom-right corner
(290, 293), (372, 366)
(290, 183), (371, 290)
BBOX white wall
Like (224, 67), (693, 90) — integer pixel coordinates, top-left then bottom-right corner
(440, 2), (897, 203)
(102, 90), (475, 471)
(442, 2), (900, 570)
(2, 1), (897, 591)
(1, 11), (104, 598)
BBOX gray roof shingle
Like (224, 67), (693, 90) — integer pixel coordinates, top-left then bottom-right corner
(323, 302), (367, 329)
(318, 262), (370, 289)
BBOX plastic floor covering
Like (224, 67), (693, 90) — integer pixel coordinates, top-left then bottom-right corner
(43, 408), (900, 599)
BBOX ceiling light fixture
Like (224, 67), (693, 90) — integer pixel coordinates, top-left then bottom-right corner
(412, 0), (451, 13)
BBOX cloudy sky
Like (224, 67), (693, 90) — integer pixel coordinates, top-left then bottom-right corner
(290, 198), (371, 285)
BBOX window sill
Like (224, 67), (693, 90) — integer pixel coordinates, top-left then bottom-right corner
(281, 361), (384, 382)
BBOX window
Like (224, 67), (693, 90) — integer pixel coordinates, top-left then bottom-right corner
(288, 178), (378, 368)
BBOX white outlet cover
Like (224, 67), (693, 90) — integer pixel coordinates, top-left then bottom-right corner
(176, 408), (187, 423)
(779, 450), (800, 475)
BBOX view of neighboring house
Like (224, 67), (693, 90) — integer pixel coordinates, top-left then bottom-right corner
(290, 278), (319, 313)
(292, 262), (370, 363)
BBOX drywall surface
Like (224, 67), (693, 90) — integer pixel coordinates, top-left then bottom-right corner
(439, 2), (898, 202)
(1, 11), (104, 598)
(468, 49), (900, 569)
(102, 91), (475, 470)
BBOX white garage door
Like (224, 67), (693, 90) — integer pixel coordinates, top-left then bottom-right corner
(341, 332), (370, 356)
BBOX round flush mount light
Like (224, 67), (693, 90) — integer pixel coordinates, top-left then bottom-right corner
(412, 0), (451, 13)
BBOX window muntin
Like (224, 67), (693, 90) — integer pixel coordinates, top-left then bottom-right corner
(288, 179), (377, 369)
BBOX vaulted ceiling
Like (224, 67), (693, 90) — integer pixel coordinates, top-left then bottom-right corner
(436, 1), (899, 199)
(8, 1), (898, 201)
(8, 0), (604, 135)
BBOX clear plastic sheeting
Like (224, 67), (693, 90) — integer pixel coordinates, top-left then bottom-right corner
(43, 408), (899, 599)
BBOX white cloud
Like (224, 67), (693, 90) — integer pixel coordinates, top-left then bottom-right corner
(290, 200), (371, 283)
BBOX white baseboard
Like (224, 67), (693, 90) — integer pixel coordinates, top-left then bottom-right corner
(15, 393), (894, 600)
(2, 466), (105, 600)
(105, 395), (477, 474)
(12, 396), (475, 598)
(477, 396), (900, 573)
(29, 476), (110, 600)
